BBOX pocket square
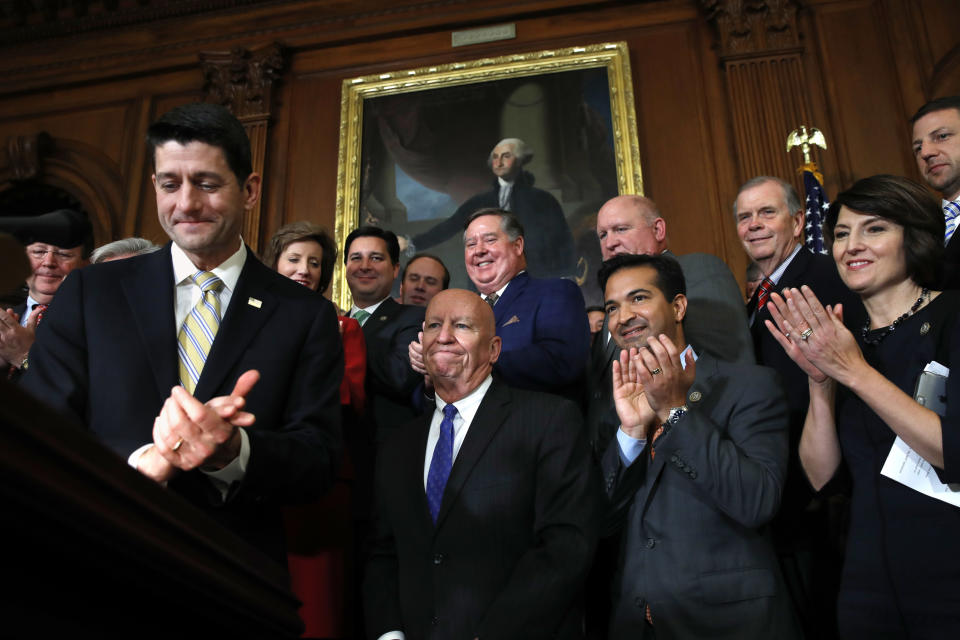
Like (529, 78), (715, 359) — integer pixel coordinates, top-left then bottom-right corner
(502, 315), (520, 326)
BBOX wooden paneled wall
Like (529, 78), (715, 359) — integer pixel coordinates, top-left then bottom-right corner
(0, 0), (958, 288)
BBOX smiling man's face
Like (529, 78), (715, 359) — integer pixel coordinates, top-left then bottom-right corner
(464, 214), (525, 296)
(154, 140), (259, 269)
(604, 264), (685, 351)
(735, 180), (803, 276)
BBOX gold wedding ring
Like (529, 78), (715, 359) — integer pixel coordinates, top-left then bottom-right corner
(172, 438), (184, 452)
(650, 367), (663, 375)
(800, 328), (814, 341)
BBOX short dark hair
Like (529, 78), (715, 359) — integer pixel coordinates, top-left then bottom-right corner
(585, 305), (605, 314)
(146, 103), (253, 183)
(463, 208), (525, 242)
(598, 253), (686, 301)
(344, 225), (400, 265)
(402, 252), (450, 289)
(825, 174), (944, 289)
(910, 96), (960, 124)
(264, 221), (338, 295)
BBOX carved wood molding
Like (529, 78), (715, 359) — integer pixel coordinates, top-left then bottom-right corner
(700, 0), (801, 59)
(6, 133), (52, 181)
(200, 43), (285, 120)
(200, 43), (285, 251)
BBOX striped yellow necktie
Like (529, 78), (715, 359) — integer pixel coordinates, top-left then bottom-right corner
(178, 271), (224, 394)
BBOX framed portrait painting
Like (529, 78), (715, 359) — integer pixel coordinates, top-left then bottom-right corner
(333, 41), (643, 308)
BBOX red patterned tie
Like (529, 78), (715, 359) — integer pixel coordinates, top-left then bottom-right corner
(756, 277), (774, 312)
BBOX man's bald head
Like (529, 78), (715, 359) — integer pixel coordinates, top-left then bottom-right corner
(596, 195), (668, 260)
(422, 289), (501, 402)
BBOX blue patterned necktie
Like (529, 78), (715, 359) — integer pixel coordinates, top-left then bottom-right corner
(426, 403), (459, 523)
(944, 200), (960, 246)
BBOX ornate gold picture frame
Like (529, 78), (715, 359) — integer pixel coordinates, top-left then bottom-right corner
(333, 41), (642, 309)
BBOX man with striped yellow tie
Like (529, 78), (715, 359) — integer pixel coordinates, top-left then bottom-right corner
(22, 103), (343, 566)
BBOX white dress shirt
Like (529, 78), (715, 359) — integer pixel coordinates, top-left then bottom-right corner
(129, 240), (251, 498)
(349, 296), (390, 325)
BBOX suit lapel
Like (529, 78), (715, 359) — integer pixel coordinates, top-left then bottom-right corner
(360, 297), (400, 338)
(193, 253), (277, 401)
(492, 272), (529, 326)
(637, 353), (718, 519)
(753, 247), (813, 325)
(120, 245), (178, 399)
(410, 411), (437, 530)
(434, 381), (509, 530)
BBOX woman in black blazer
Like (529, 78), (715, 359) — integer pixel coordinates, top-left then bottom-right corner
(766, 174), (960, 639)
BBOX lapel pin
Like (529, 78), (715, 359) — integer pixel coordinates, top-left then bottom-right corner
(503, 315), (520, 326)
(379, 315), (388, 322)
(920, 322), (930, 335)
(688, 391), (702, 403)
(247, 297), (262, 309)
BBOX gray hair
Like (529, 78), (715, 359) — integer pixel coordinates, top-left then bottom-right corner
(90, 237), (160, 264)
(733, 176), (802, 218)
(488, 138), (533, 166)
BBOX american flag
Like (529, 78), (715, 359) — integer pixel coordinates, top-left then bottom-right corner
(803, 170), (829, 255)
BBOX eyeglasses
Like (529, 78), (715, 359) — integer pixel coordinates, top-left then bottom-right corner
(28, 248), (80, 262)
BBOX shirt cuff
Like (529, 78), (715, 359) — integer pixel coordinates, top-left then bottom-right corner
(376, 632), (405, 640)
(128, 443), (154, 469)
(201, 427), (250, 500)
(616, 428), (646, 467)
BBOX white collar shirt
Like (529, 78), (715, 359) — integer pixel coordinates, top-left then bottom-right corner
(422, 374), (494, 487)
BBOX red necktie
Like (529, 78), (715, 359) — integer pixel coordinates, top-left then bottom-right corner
(756, 278), (774, 312)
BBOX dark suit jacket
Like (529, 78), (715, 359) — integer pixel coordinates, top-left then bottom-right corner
(364, 380), (600, 640)
(413, 170), (577, 278)
(586, 250), (753, 453)
(360, 297), (425, 437)
(492, 272), (590, 398)
(943, 227), (960, 290)
(601, 354), (799, 640)
(21, 244), (343, 564)
(350, 297), (425, 519)
(747, 247), (863, 543)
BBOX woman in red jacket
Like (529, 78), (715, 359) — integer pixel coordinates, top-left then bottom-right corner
(264, 221), (366, 638)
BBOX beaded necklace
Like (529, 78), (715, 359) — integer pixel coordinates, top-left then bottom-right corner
(861, 288), (929, 346)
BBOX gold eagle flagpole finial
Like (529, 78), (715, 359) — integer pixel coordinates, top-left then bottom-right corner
(786, 125), (827, 183)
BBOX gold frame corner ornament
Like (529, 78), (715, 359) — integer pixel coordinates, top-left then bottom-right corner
(333, 41), (642, 311)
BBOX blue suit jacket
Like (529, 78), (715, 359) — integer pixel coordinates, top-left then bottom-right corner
(491, 272), (590, 397)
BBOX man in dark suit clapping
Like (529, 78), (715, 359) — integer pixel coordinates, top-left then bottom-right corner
(599, 253), (799, 639)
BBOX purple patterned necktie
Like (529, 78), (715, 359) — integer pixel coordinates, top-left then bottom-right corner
(426, 403), (458, 523)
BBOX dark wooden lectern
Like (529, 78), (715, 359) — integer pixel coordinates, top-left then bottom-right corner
(0, 380), (304, 637)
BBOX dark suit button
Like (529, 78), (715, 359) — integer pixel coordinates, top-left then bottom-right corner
(670, 454), (678, 463)
(646, 538), (656, 549)
(634, 596), (643, 608)
(431, 616), (439, 626)
(593, 391), (601, 399)
(606, 479), (614, 490)
(433, 553), (444, 565)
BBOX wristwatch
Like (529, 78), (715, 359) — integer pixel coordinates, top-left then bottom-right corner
(659, 404), (687, 437)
